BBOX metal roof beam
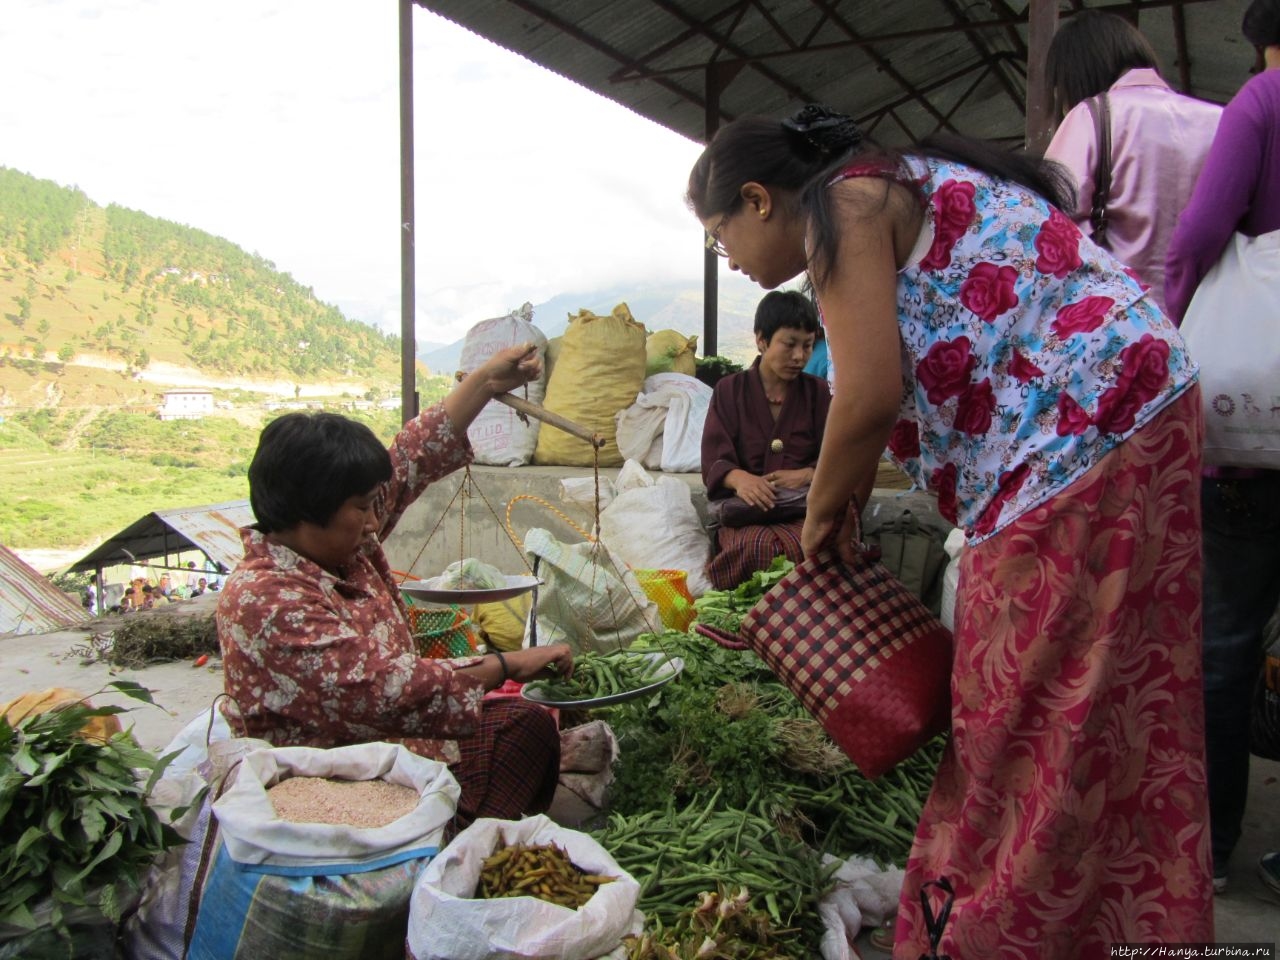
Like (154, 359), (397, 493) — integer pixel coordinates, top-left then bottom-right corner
(607, 0), (1217, 82)
(807, 0), (956, 132)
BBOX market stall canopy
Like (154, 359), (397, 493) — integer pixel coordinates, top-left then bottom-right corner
(416, 0), (1250, 148)
(0, 544), (85, 637)
(65, 500), (255, 578)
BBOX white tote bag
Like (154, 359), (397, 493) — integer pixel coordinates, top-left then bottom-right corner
(1180, 229), (1280, 468)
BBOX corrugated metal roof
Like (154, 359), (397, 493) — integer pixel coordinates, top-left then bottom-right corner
(65, 500), (255, 578)
(418, 0), (1253, 147)
(0, 544), (85, 637)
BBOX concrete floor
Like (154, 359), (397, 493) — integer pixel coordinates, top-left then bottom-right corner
(4, 602), (1278, 953)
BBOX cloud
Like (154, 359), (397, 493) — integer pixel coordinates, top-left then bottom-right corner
(2, 0), (708, 343)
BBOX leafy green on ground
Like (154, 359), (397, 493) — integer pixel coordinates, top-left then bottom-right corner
(0, 682), (183, 954)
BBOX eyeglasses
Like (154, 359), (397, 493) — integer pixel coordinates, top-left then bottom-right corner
(705, 214), (730, 258)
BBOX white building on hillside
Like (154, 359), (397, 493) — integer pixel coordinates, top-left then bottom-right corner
(159, 389), (215, 421)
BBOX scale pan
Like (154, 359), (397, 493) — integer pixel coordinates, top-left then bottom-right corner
(400, 574), (541, 604)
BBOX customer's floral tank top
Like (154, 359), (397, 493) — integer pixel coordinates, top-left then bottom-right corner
(827, 156), (1197, 541)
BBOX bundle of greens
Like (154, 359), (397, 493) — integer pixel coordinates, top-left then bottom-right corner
(0, 682), (182, 954)
(691, 556), (794, 635)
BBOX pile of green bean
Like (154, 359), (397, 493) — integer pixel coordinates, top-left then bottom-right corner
(591, 788), (837, 950)
(525, 650), (672, 702)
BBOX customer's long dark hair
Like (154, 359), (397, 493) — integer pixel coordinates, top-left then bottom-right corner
(686, 104), (1074, 287)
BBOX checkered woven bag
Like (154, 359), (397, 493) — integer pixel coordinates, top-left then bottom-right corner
(739, 518), (952, 779)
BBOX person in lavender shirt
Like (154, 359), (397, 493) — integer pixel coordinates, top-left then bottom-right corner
(1165, 0), (1280, 898)
(1044, 10), (1221, 314)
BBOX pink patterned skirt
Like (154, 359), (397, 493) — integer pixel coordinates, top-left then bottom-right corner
(894, 386), (1211, 958)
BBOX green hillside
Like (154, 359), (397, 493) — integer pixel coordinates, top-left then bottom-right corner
(0, 166), (449, 555)
(1, 166), (403, 404)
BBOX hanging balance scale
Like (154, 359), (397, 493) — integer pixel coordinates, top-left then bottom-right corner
(397, 385), (684, 707)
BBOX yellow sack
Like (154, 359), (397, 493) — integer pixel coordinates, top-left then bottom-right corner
(533, 303), (647, 467)
(645, 330), (698, 377)
(1, 687), (123, 742)
(472, 595), (532, 653)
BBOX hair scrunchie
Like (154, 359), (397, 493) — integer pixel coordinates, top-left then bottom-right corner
(782, 103), (865, 159)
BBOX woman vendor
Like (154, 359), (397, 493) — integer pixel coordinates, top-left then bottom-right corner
(216, 343), (573, 827)
(700, 290), (831, 589)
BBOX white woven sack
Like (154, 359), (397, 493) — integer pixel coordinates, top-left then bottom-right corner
(406, 814), (642, 960)
(212, 742), (459, 867)
(459, 303), (549, 466)
(522, 527), (660, 653)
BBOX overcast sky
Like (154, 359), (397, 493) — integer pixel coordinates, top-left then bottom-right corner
(0, 1), (710, 344)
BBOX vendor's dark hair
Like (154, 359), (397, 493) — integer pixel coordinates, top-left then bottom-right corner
(1243, 0), (1280, 47)
(754, 290), (819, 342)
(248, 412), (391, 532)
(1044, 11), (1161, 114)
(687, 104), (1073, 287)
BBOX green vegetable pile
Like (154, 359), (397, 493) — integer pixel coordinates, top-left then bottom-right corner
(0, 682), (183, 955)
(525, 650), (671, 702)
(588, 628), (944, 958)
(691, 556), (794, 635)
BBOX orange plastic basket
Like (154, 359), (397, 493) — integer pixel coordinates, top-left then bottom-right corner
(407, 606), (479, 659)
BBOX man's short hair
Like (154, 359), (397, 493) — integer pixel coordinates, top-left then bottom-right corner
(754, 290), (820, 343)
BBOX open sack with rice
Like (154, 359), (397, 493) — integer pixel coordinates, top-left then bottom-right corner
(182, 742), (459, 960)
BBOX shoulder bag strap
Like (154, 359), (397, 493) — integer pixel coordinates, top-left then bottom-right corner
(1083, 93), (1112, 248)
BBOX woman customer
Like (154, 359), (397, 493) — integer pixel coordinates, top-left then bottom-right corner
(687, 104), (1209, 956)
(1043, 9), (1221, 313)
(1165, 0), (1280, 897)
(700, 289), (830, 590)
(216, 343), (573, 828)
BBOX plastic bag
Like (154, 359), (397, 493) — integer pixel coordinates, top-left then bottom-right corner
(523, 528), (660, 653)
(596, 461), (713, 597)
(406, 815), (642, 960)
(615, 373), (712, 474)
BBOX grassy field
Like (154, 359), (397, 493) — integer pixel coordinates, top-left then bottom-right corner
(0, 390), (455, 553)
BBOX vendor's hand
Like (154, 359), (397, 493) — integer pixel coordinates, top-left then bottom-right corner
(764, 467), (814, 490)
(479, 342), (542, 397)
(730, 472), (777, 510)
(502, 643), (573, 683)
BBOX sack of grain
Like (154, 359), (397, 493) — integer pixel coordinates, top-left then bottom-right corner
(458, 303), (549, 466)
(406, 814), (642, 960)
(185, 742), (459, 960)
(533, 303), (647, 467)
(644, 329), (698, 377)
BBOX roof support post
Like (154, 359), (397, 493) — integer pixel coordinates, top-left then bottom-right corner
(1024, 0), (1059, 154)
(702, 63), (723, 358)
(399, 0), (419, 424)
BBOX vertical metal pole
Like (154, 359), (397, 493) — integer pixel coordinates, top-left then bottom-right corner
(399, 0), (419, 423)
(1024, 0), (1059, 154)
(702, 65), (721, 359)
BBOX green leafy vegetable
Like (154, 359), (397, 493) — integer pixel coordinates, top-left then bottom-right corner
(0, 683), (183, 953)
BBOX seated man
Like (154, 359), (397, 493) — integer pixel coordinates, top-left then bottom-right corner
(216, 343), (573, 829)
(701, 290), (831, 590)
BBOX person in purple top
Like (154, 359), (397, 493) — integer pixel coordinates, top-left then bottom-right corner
(1165, 0), (1280, 897)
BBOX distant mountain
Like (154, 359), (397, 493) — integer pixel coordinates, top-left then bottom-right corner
(418, 274), (770, 375)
